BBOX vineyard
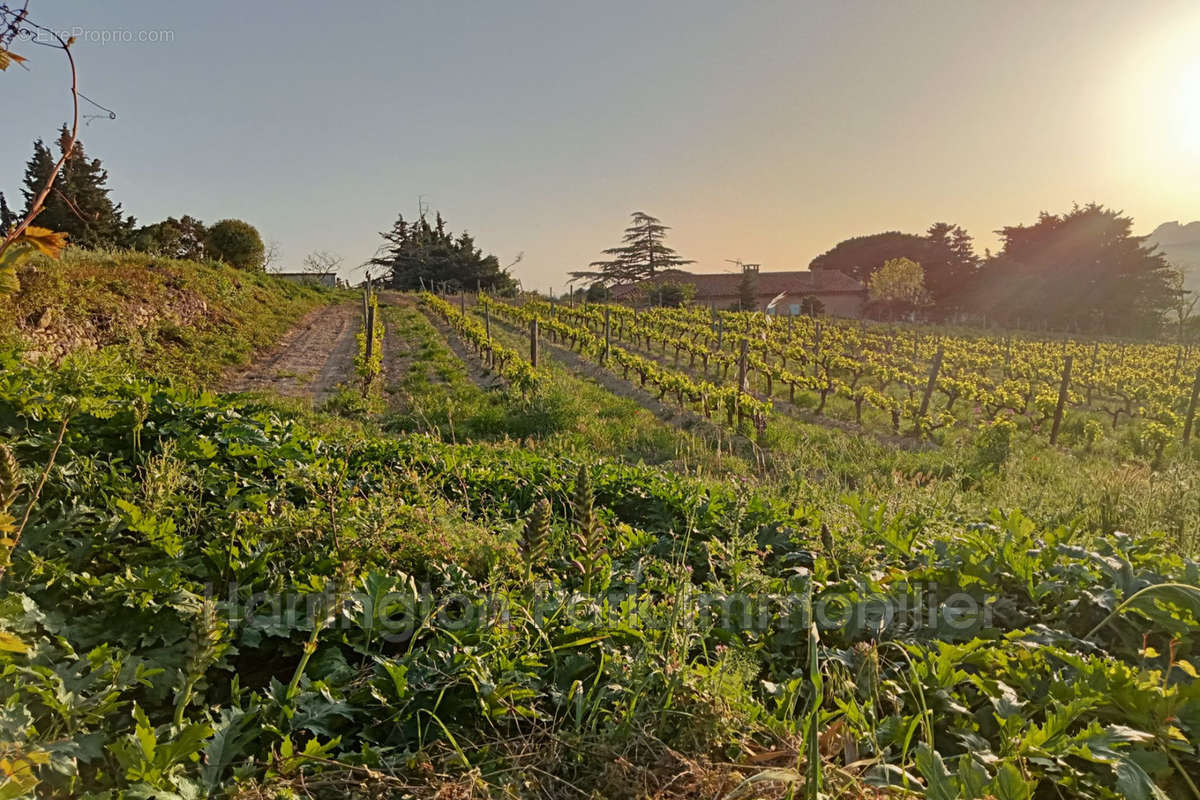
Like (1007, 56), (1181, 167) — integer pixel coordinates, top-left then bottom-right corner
(2, 277), (1199, 799)
(468, 296), (1200, 452)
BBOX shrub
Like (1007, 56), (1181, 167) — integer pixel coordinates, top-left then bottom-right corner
(205, 219), (265, 272)
(971, 417), (1017, 472)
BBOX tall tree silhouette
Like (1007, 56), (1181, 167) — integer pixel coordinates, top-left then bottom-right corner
(20, 126), (134, 249)
(971, 204), (1175, 335)
(573, 211), (693, 285)
(371, 211), (516, 292)
(921, 222), (979, 318)
(809, 231), (926, 283)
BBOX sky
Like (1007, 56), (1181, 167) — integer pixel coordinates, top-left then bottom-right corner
(4, 0), (1199, 289)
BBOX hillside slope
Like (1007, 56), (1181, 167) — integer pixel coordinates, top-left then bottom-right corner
(1148, 220), (1200, 291)
(0, 249), (335, 384)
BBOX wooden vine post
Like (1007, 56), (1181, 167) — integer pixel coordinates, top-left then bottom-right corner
(483, 300), (493, 368)
(603, 307), (611, 365)
(1183, 367), (1200, 446)
(1049, 355), (1073, 445)
(363, 294), (376, 398)
(918, 344), (944, 418)
(737, 338), (749, 393)
(529, 318), (539, 367)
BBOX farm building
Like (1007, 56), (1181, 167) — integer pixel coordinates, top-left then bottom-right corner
(610, 266), (867, 317)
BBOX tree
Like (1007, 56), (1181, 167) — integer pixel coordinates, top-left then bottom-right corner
(809, 231), (927, 283)
(809, 225), (978, 318)
(585, 282), (611, 302)
(572, 211), (693, 286)
(130, 215), (208, 260)
(370, 211), (516, 293)
(206, 219), (265, 272)
(302, 250), (343, 275)
(738, 266), (759, 311)
(797, 295), (825, 316)
(262, 240), (282, 272)
(645, 281), (695, 308)
(970, 204), (1176, 336)
(20, 125), (135, 249)
(867, 257), (930, 319)
(0, 192), (15, 235)
(1167, 268), (1198, 343)
(921, 222), (979, 317)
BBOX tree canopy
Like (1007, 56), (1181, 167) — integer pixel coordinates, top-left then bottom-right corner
(206, 219), (266, 272)
(370, 211), (516, 293)
(867, 257), (930, 319)
(572, 212), (693, 285)
(968, 204), (1176, 336)
(20, 125), (134, 249)
(131, 216), (208, 261)
(809, 231), (927, 283)
(810, 225), (978, 318)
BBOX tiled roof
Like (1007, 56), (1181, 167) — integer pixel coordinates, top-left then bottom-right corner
(611, 269), (865, 298)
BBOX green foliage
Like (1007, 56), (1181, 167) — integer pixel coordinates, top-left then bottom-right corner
(0, 443), (19, 510)
(130, 215), (208, 260)
(973, 203), (1176, 336)
(867, 256), (931, 318)
(738, 267), (759, 311)
(644, 280), (695, 308)
(971, 417), (1017, 471)
(1, 248), (330, 384)
(571, 211), (694, 286)
(205, 219), (266, 272)
(0, 352), (1198, 796)
(569, 463), (606, 594)
(18, 126), (135, 249)
(809, 229), (929, 282)
(372, 211), (516, 293)
(521, 496), (551, 579)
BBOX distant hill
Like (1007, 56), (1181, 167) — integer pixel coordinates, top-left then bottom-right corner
(1147, 221), (1200, 291)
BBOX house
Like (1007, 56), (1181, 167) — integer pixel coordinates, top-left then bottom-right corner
(610, 266), (867, 317)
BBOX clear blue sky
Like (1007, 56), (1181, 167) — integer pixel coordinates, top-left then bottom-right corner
(4, 0), (1199, 288)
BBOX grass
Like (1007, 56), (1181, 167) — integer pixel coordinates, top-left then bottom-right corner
(2, 280), (1198, 798)
(384, 302), (752, 475)
(0, 247), (339, 385)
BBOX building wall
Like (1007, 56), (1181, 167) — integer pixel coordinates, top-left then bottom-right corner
(814, 292), (865, 318)
(695, 291), (865, 318)
(275, 273), (338, 288)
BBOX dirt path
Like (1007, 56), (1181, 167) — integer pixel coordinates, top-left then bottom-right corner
(223, 302), (361, 401)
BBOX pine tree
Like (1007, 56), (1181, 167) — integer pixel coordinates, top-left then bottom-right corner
(370, 210), (516, 292)
(20, 125), (134, 249)
(0, 192), (15, 235)
(573, 211), (693, 286)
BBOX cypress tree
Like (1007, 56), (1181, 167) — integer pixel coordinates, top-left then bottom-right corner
(0, 192), (14, 235)
(20, 125), (134, 249)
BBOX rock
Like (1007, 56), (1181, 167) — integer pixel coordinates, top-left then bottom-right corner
(36, 307), (52, 329)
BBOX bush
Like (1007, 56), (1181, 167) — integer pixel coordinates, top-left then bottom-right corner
(971, 417), (1017, 472)
(205, 219), (265, 272)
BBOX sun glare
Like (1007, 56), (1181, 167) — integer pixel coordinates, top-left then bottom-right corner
(1168, 58), (1200, 159)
